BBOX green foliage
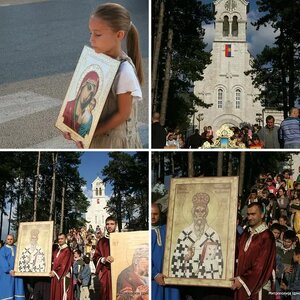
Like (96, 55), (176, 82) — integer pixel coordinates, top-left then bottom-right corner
(153, 0), (214, 129)
(152, 151), (291, 195)
(247, 0), (300, 116)
(102, 152), (148, 231)
(0, 152), (88, 238)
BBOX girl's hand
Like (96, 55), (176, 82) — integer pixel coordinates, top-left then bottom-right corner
(63, 132), (72, 140)
(64, 132), (84, 148)
(75, 141), (84, 149)
(95, 127), (105, 136)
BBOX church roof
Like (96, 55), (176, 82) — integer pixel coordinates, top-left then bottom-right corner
(91, 176), (103, 185)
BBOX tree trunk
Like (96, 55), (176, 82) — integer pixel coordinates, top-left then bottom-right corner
(278, 31), (288, 118)
(59, 184), (66, 233)
(8, 198), (13, 235)
(117, 192), (122, 231)
(217, 152), (223, 176)
(0, 193), (5, 240)
(170, 152), (175, 176)
(238, 152), (246, 197)
(143, 195), (148, 228)
(152, 0), (165, 112)
(49, 153), (58, 221)
(288, 41), (295, 109)
(159, 153), (165, 181)
(33, 152), (41, 222)
(188, 152), (194, 177)
(153, 152), (159, 184)
(160, 23), (174, 126)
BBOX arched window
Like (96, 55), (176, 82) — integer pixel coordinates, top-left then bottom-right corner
(99, 188), (102, 196)
(232, 16), (238, 36)
(95, 188), (98, 196)
(235, 89), (241, 109)
(223, 16), (229, 36)
(217, 89), (223, 108)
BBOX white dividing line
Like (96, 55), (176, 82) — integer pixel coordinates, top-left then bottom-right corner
(0, 91), (61, 124)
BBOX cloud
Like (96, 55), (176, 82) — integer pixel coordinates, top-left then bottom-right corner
(203, 23), (215, 51)
(247, 11), (277, 56)
(81, 185), (93, 199)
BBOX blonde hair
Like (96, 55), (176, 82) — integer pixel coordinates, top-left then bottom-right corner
(93, 3), (144, 85)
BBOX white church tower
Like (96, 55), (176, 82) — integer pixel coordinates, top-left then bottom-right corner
(194, 0), (262, 129)
(85, 177), (109, 232)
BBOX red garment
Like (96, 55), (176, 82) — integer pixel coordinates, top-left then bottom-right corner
(63, 100), (79, 132)
(235, 227), (276, 300)
(50, 246), (74, 300)
(116, 265), (148, 300)
(93, 237), (112, 300)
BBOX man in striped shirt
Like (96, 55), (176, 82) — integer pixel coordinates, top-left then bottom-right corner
(279, 107), (300, 148)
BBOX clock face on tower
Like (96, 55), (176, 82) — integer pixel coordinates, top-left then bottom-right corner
(225, 0), (237, 11)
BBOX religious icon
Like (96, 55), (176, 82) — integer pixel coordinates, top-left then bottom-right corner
(14, 221), (54, 276)
(163, 177), (238, 287)
(55, 46), (120, 148)
(110, 231), (149, 300)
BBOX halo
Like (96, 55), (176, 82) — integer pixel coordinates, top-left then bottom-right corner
(181, 190), (218, 225)
(125, 243), (149, 267)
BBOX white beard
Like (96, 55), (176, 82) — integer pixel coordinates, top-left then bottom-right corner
(194, 220), (206, 238)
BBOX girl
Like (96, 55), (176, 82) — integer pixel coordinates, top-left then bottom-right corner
(65, 3), (143, 148)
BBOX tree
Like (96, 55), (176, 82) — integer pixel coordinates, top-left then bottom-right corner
(102, 152), (148, 231)
(246, 0), (300, 117)
(152, 0), (165, 112)
(151, 151), (292, 201)
(0, 152), (90, 237)
(152, 0), (214, 129)
(33, 152), (41, 222)
(49, 153), (58, 221)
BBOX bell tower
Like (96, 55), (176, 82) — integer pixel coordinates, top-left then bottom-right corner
(194, 0), (262, 131)
(85, 176), (109, 232)
(214, 0), (247, 42)
(92, 177), (105, 198)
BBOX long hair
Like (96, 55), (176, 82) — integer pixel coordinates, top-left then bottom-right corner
(93, 3), (144, 85)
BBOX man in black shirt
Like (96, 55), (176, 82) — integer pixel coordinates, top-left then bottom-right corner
(152, 112), (166, 148)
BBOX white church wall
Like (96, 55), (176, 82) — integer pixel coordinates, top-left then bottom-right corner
(85, 177), (109, 232)
(194, 0), (263, 131)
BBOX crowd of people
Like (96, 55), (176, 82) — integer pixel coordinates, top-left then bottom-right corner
(152, 107), (300, 149)
(0, 216), (148, 300)
(152, 167), (300, 299)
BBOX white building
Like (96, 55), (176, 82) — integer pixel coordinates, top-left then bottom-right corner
(194, 0), (262, 130)
(85, 177), (109, 232)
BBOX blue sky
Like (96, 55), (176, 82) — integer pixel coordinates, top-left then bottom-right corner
(79, 152), (113, 197)
(78, 151), (138, 198)
(202, 0), (276, 57)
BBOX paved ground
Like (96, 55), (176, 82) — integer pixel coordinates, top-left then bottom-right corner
(0, 0), (149, 148)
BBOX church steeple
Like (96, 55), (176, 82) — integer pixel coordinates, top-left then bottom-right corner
(214, 0), (248, 42)
(193, 0), (262, 130)
(92, 177), (105, 199)
(86, 176), (109, 232)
